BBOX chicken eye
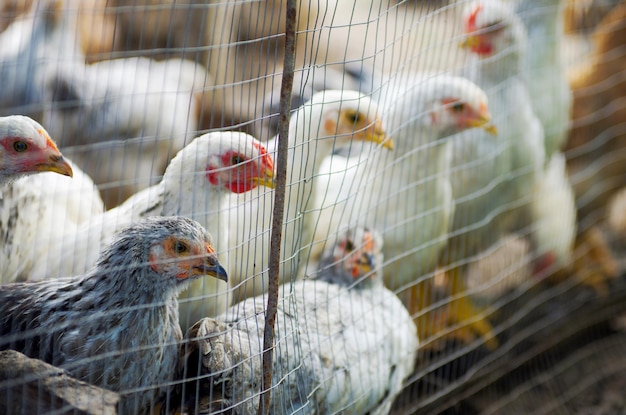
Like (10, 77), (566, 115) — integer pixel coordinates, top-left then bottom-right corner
(231, 155), (246, 165)
(346, 111), (363, 124)
(344, 240), (355, 252)
(484, 20), (503, 32)
(13, 141), (28, 152)
(451, 102), (465, 113)
(173, 241), (189, 254)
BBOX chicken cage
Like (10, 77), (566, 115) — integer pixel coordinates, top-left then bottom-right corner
(0, 0), (625, 414)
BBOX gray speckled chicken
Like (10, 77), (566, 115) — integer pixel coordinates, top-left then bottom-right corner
(174, 226), (417, 415)
(0, 216), (228, 415)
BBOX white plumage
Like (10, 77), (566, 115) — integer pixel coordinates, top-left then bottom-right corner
(306, 73), (497, 301)
(446, 0), (545, 280)
(0, 115), (87, 284)
(1, 159), (103, 284)
(0, 115), (73, 185)
(227, 89), (392, 303)
(176, 226), (417, 415)
(42, 56), (208, 207)
(515, 0), (572, 160)
(451, 0), (575, 274)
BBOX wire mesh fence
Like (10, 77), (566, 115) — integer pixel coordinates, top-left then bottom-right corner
(0, 0), (625, 414)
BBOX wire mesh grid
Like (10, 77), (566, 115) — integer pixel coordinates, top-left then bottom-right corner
(0, 0), (625, 414)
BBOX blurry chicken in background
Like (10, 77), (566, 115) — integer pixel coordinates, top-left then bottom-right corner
(565, 2), (626, 231)
(0, 0), (117, 60)
(42, 55), (208, 207)
(563, 0), (623, 35)
(439, 0), (548, 350)
(549, 2), (626, 294)
(0, 0), (81, 119)
(0, 0), (211, 207)
(514, 0), (572, 163)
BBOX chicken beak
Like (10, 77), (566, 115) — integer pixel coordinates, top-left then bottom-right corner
(364, 119), (394, 151)
(460, 34), (481, 49)
(468, 112), (498, 136)
(482, 123), (498, 135)
(36, 153), (73, 177)
(252, 168), (276, 189)
(352, 252), (375, 278)
(192, 253), (228, 282)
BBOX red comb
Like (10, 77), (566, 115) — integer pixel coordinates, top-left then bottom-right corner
(466, 4), (483, 33)
(253, 141), (275, 172)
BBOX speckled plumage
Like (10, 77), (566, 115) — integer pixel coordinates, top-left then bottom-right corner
(0, 216), (228, 415)
(173, 227), (418, 415)
(1, 159), (103, 283)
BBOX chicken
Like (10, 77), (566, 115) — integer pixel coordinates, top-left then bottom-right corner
(1, 157), (104, 284)
(514, 0), (572, 161)
(0, 115), (72, 184)
(433, 0), (547, 348)
(552, 2), (626, 294)
(0, 0), (205, 207)
(302, 75), (496, 343)
(228, 90), (392, 304)
(42, 55), (209, 208)
(173, 226), (417, 415)
(565, 2), (626, 229)
(0, 216), (229, 415)
(26, 132), (274, 327)
(0, 0), (84, 118)
(0, 115), (97, 284)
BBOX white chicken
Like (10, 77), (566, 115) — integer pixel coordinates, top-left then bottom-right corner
(42, 56), (208, 208)
(26, 131), (275, 327)
(0, 115), (73, 185)
(227, 90), (392, 304)
(514, 0), (572, 160)
(425, 0), (577, 349)
(1, 158), (104, 284)
(174, 226), (418, 415)
(0, 115), (103, 284)
(0, 0), (80, 118)
(435, 0), (547, 348)
(303, 74), (496, 335)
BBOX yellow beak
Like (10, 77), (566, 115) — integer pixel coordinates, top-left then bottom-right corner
(460, 35), (481, 49)
(253, 168), (276, 189)
(468, 113), (498, 136)
(364, 118), (394, 150)
(36, 154), (73, 177)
